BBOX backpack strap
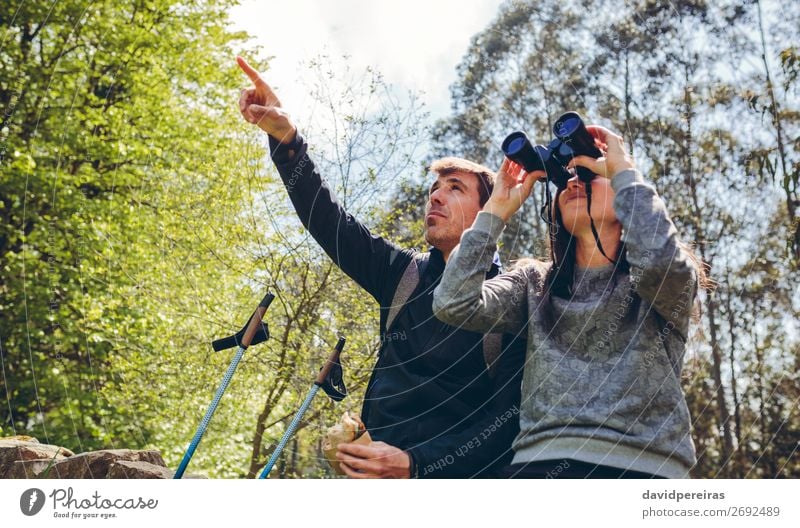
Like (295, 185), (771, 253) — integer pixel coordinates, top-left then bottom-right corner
(482, 333), (504, 379)
(385, 252), (428, 334)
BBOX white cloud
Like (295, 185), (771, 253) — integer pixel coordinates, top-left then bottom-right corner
(228, 0), (502, 126)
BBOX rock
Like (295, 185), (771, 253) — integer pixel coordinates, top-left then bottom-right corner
(0, 439), (73, 478)
(106, 460), (207, 479)
(6, 459), (59, 479)
(107, 460), (174, 479)
(39, 449), (166, 479)
(0, 438), (196, 479)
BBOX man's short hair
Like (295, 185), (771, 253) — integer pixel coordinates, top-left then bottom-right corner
(429, 157), (496, 206)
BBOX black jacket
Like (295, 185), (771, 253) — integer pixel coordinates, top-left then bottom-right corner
(269, 132), (524, 477)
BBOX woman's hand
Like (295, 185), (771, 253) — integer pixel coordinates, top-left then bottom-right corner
(568, 125), (635, 179)
(482, 159), (545, 222)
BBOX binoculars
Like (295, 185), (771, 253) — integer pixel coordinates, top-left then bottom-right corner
(501, 111), (602, 189)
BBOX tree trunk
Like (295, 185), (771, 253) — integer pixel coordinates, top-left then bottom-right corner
(681, 73), (734, 475)
(756, 0), (798, 261)
(724, 271), (743, 477)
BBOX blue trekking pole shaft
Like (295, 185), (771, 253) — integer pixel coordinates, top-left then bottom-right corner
(174, 292), (274, 479)
(259, 384), (320, 479)
(259, 336), (347, 479)
(174, 345), (246, 478)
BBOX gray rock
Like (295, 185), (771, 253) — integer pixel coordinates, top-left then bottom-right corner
(0, 439), (73, 478)
(106, 460), (207, 479)
(107, 460), (174, 479)
(41, 449), (166, 479)
(6, 459), (60, 478)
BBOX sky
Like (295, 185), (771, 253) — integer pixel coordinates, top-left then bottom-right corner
(228, 0), (504, 129)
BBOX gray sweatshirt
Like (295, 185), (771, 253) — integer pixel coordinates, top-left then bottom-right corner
(432, 169), (699, 478)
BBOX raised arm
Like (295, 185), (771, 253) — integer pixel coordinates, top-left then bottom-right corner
(432, 213), (533, 335)
(236, 56), (408, 303)
(611, 170), (698, 340)
(570, 126), (699, 340)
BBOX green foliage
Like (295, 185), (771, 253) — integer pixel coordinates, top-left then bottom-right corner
(0, 0), (271, 474)
(1, 3), (425, 478)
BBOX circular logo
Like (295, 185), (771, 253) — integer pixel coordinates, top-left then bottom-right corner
(20, 488), (45, 516)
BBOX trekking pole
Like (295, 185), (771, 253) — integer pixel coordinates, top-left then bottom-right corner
(174, 292), (275, 479)
(258, 336), (348, 479)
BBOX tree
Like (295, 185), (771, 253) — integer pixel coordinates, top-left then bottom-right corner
(0, 0), (265, 453)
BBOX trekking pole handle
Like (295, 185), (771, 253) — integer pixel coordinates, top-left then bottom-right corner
(315, 336), (346, 385)
(258, 292), (275, 309)
(241, 293), (275, 348)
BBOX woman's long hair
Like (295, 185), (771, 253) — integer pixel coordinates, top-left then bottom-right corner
(546, 185), (630, 299)
(536, 185), (638, 331)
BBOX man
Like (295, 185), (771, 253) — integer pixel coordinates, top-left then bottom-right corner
(236, 56), (524, 478)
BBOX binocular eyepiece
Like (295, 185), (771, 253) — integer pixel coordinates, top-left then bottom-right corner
(501, 111), (602, 189)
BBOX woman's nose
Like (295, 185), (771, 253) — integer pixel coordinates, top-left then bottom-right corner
(565, 175), (581, 190)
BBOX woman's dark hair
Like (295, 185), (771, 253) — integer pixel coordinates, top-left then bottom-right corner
(546, 185), (630, 299)
(537, 184), (638, 331)
(519, 182), (713, 332)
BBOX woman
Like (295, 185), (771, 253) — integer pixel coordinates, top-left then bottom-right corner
(432, 125), (709, 478)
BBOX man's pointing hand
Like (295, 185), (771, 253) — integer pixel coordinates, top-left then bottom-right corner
(236, 55), (297, 144)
